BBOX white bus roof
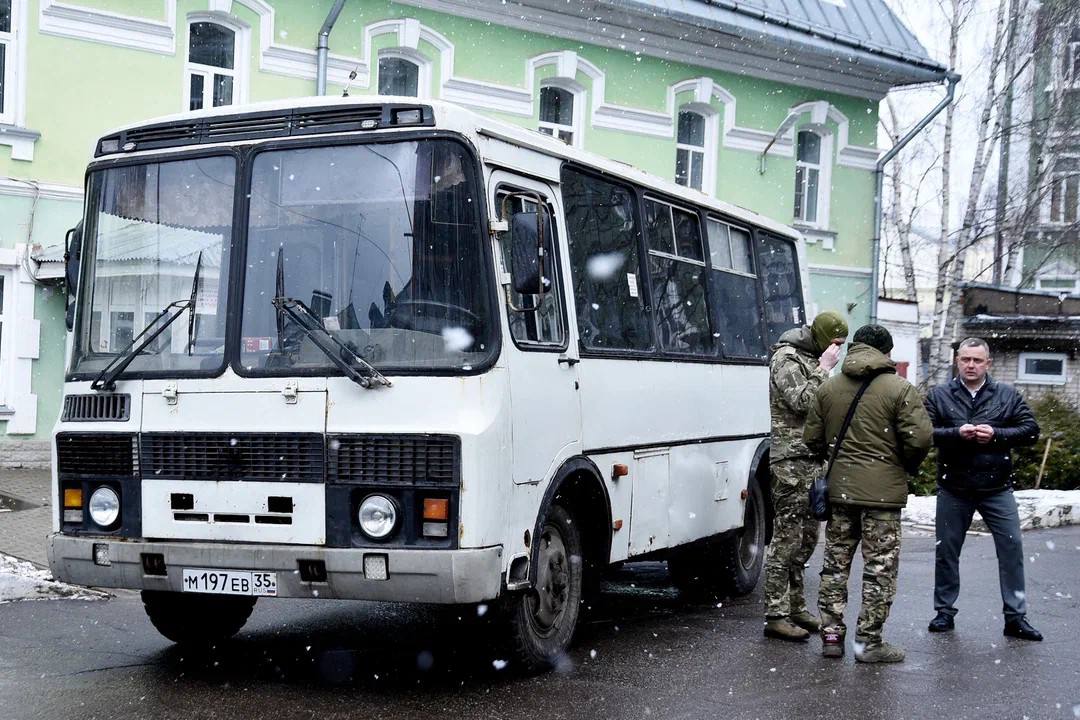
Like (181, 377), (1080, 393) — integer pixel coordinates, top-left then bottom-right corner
(96, 95), (803, 244)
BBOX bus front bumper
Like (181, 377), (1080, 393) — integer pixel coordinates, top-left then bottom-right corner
(48, 534), (503, 604)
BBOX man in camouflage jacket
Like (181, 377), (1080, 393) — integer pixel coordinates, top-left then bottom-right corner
(763, 310), (848, 642)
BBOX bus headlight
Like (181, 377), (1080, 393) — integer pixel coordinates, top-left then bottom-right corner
(88, 487), (120, 528)
(358, 494), (398, 539)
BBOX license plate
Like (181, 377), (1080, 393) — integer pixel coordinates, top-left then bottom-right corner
(181, 568), (277, 597)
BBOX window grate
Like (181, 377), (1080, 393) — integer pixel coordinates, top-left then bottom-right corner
(56, 433), (138, 476)
(140, 433), (325, 482)
(61, 394), (131, 422)
(328, 434), (459, 486)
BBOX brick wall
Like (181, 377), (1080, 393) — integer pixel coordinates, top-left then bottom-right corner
(0, 439), (51, 469)
(992, 350), (1080, 410)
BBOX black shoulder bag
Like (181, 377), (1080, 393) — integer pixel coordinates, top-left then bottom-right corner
(809, 377), (876, 521)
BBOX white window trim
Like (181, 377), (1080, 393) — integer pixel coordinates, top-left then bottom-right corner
(793, 128), (833, 229)
(0, 245), (40, 434)
(182, 13), (249, 113)
(674, 103), (719, 196)
(1017, 352), (1069, 385)
(375, 48), (431, 99)
(0, 0), (27, 129)
(1044, 162), (1079, 225)
(1067, 39), (1080, 89)
(538, 78), (584, 149)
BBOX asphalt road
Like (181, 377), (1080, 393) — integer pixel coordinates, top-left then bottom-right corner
(1, 527), (1078, 720)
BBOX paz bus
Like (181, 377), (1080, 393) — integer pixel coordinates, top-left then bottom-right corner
(49, 96), (809, 670)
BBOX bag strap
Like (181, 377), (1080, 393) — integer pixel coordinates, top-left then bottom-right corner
(825, 376), (876, 479)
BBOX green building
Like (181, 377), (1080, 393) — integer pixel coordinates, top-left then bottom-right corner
(0, 0), (945, 464)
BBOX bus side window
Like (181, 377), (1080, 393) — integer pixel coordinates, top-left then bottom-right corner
(706, 218), (766, 359)
(644, 198), (711, 355)
(495, 190), (565, 346)
(562, 168), (652, 352)
(758, 233), (804, 347)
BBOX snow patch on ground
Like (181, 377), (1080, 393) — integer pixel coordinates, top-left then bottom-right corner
(903, 489), (1080, 532)
(0, 553), (109, 604)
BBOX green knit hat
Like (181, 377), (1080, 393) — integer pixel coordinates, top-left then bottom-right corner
(810, 311), (849, 354)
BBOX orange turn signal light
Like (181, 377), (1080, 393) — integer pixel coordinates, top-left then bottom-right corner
(422, 498), (449, 521)
(611, 463), (629, 480)
(64, 488), (83, 509)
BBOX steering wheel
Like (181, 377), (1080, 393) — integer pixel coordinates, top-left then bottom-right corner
(390, 300), (481, 337)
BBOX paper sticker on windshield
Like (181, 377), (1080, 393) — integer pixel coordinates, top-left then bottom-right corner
(627, 273), (639, 298)
(243, 337), (273, 352)
(196, 284), (218, 314)
(792, 306), (801, 324)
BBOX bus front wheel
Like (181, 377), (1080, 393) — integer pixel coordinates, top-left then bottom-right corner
(141, 590), (256, 646)
(502, 504), (583, 672)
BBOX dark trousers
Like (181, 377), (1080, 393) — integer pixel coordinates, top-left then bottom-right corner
(934, 485), (1027, 620)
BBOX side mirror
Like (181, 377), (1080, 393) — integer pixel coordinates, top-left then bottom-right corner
(508, 209), (550, 296)
(64, 221), (83, 331)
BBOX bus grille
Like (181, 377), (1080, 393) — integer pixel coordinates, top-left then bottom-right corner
(328, 434), (459, 486)
(56, 433), (138, 476)
(61, 394), (131, 422)
(140, 433), (325, 483)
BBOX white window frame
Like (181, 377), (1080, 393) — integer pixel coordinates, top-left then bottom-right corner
(0, 0), (26, 127)
(182, 14), (249, 113)
(793, 128), (832, 230)
(1046, 166), (1079, 225)
(674, 103), (718, 195)
(1066, 38), (1080, 88)
(1017, 352), (1068, 385)
(375, 49), (431, 99)
(537, 80), (583, 149)
(0, 267), (11, 410)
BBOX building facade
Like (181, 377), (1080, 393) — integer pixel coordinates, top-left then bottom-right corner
(0, 0), (944, 464)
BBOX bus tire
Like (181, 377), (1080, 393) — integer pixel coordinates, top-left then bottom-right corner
(141, 590), (256, 646)
(717, 476), (767, 595)
(502, 504), (583, 672)
(669, 478), (767, 597)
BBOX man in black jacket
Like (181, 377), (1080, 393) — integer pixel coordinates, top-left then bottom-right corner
(924, 337), (1042, 641)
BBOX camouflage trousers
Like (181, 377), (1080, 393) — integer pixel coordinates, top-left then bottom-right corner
(818, 504), (902, 645)
(763, 459), (821, 619)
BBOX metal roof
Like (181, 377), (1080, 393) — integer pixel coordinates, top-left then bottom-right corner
(708, 0), (940, 71)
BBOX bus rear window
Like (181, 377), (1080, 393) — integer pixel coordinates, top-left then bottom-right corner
(758, 233), (804, 346)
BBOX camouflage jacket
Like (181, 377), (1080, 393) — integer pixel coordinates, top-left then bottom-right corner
(769, 326), (829, 463)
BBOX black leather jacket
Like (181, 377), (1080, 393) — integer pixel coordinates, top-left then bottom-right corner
(924, 377), (1040, 494)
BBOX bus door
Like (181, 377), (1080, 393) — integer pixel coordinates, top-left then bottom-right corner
(490, 171), (582, 486)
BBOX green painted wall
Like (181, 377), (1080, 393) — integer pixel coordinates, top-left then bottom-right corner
(1, 0), (890, 439)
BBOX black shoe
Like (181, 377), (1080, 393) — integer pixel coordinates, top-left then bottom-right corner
(928, 612), (955, 633)
(1003, 618), (1042, 641)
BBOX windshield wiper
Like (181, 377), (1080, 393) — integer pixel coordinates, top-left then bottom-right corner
(270, 296), (391, 389)
(90, 253), (203, 392)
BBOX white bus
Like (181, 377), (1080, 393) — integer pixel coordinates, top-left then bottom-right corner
(49, 96), (810, 670)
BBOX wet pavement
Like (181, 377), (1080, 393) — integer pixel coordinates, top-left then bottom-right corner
(1, 523), (1078, 720)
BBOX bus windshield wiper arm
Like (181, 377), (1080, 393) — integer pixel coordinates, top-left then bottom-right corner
(91, 253), (203, 392)
(270, 296), (391, 389)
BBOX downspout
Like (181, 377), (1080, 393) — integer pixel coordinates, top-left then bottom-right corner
(870, 73), (959, 324)
(315, 0), (347, 96)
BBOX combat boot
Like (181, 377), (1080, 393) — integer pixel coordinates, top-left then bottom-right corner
(854, 640), (905, 664)
(821, 630), (844, 658)
(763, 618), (810, 642)
(789, 610), (821, 632)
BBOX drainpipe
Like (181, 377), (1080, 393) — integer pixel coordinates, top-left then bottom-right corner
(316, 0), (347, 96)
(870, 73), (959, 324)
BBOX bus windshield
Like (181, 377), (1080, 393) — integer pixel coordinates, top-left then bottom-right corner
(240, 139), (494, 373)
(72, 155), (236, 376)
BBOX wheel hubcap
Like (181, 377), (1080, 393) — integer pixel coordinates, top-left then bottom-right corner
(530, 525), (570, 631)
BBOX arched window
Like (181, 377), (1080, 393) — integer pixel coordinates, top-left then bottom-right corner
(794, 130), (823, 224)
(675, 110), (706, 191)
(0, 0), (19, 124)
(378, 56), (419, 97)
(538, 85), (574, 145)
(186, 21), (235, 111)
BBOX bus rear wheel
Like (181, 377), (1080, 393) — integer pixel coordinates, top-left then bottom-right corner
(141, 590), (256, 646)
(669, 478), (766, 597)
(502, 504), (583, 672)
